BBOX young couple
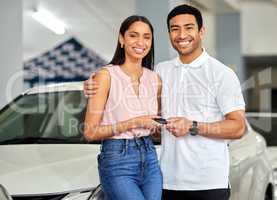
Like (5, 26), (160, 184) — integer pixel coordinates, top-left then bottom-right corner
(84, 4), (246, 200)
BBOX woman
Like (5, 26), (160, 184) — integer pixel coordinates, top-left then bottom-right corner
(84, 15), (163, 200)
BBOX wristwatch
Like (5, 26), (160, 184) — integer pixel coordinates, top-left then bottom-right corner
(189, 121), (199, 136)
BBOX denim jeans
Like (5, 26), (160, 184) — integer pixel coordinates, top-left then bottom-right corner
(98, 136), (163, 200)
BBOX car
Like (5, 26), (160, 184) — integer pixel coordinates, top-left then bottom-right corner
(0, 82), (102, 200)
(228, 119), (275, 200)
(247, 112), (277, 200)
(0, 82), (275, 200)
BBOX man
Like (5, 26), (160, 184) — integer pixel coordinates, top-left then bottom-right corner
(84, 4), (245, 200)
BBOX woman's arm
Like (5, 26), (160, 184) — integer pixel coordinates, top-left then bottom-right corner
(84, 68), (159, 141)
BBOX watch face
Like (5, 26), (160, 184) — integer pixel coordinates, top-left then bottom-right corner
(189, 127), (198, 136)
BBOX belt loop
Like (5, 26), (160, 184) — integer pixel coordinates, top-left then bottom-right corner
(141, 136), (149, 151)
(134, 137), (139, 148)
(141, 136), (146, 150)
(147, 136), (151, 151)
(124, 139), (128, 153)
(146, 136), (151, 151)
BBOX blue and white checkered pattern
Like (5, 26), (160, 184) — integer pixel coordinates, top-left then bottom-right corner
(24, 37), (107, 87)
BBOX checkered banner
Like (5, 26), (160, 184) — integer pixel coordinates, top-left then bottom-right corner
(24, 37), (107, 87)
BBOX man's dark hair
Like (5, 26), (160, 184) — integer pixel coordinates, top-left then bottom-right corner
(167, 4), (203, 31)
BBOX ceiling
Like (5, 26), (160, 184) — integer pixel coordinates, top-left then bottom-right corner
(23, 0), (277, 62)
(192, 0), (240, 13)
(23, 0), (135, 61)
(24, 0), (241, 62)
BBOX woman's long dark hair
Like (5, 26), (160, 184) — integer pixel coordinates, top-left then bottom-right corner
(109, 15), (155, 70)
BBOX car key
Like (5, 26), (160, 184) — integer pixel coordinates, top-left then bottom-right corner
(153, 118), (168, 124)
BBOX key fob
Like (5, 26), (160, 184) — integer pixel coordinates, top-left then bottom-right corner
(153, 118), (168, 124)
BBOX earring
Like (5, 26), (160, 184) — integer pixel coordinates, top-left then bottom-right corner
(121, 43), (124, 48)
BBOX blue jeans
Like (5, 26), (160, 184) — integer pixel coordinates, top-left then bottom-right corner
(98, 136), (163, 200)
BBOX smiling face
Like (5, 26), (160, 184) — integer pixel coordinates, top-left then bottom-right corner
(119, 21), (152, 62)
(169, 14), (204, 62)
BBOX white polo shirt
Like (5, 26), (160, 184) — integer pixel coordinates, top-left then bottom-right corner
(155, 50), (245, 190)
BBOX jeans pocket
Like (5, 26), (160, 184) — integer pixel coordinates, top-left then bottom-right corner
(98, 148), (126, 173)
(100, 148), (125, 160)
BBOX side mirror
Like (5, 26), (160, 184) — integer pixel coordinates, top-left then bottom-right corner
(0, 184), (13, 200)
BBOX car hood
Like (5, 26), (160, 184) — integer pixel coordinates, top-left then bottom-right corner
(0, 144), (100, 195)
(267, 147), (277, 169)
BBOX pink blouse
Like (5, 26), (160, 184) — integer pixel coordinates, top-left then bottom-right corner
(101, 65), (159, 139)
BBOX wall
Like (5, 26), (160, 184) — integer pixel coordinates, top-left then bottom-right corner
(202, 10), (216, 57)
(135, 0), (172, 63)
(0, 0), (23, 108)
(241, 2), (277, 111)
(135, 0), (217, 62)
(241, 2), (277, 55)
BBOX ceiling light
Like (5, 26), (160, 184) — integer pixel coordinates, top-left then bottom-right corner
(32, 9), (66, 35)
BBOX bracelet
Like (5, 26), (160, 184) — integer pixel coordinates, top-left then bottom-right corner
(112, 124), (118, 136)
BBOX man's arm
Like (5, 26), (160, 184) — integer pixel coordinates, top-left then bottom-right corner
(84, 65), (115, 97)
(83, 73), (99, 97)
(198, 110), (245, 139)
(166, 110), (246, 139)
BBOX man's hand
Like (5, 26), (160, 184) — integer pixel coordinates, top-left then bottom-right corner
(165, 117), (192, 137)
(83, 73), (99, 97)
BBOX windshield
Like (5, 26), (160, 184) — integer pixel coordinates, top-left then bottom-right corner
(0, 91), (97, 144)
(247, 115), (277, 146)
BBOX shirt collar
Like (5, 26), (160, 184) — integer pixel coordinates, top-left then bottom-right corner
(174, 48), (209, 68)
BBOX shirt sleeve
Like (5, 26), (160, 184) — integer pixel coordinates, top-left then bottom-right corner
(216, 69), (245, 115)
(154, 63), (160, 75)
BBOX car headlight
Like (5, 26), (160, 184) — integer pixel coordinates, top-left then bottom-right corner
(61, 191), (93, 200)
(61, 185), (104, 200)
(88, 185), (104, 200)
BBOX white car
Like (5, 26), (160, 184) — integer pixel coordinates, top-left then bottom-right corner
(247, 112), (277, 200)
(0, 82), (275, 200)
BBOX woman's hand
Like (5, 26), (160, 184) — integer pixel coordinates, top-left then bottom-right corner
(130, 115), (161, 130)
